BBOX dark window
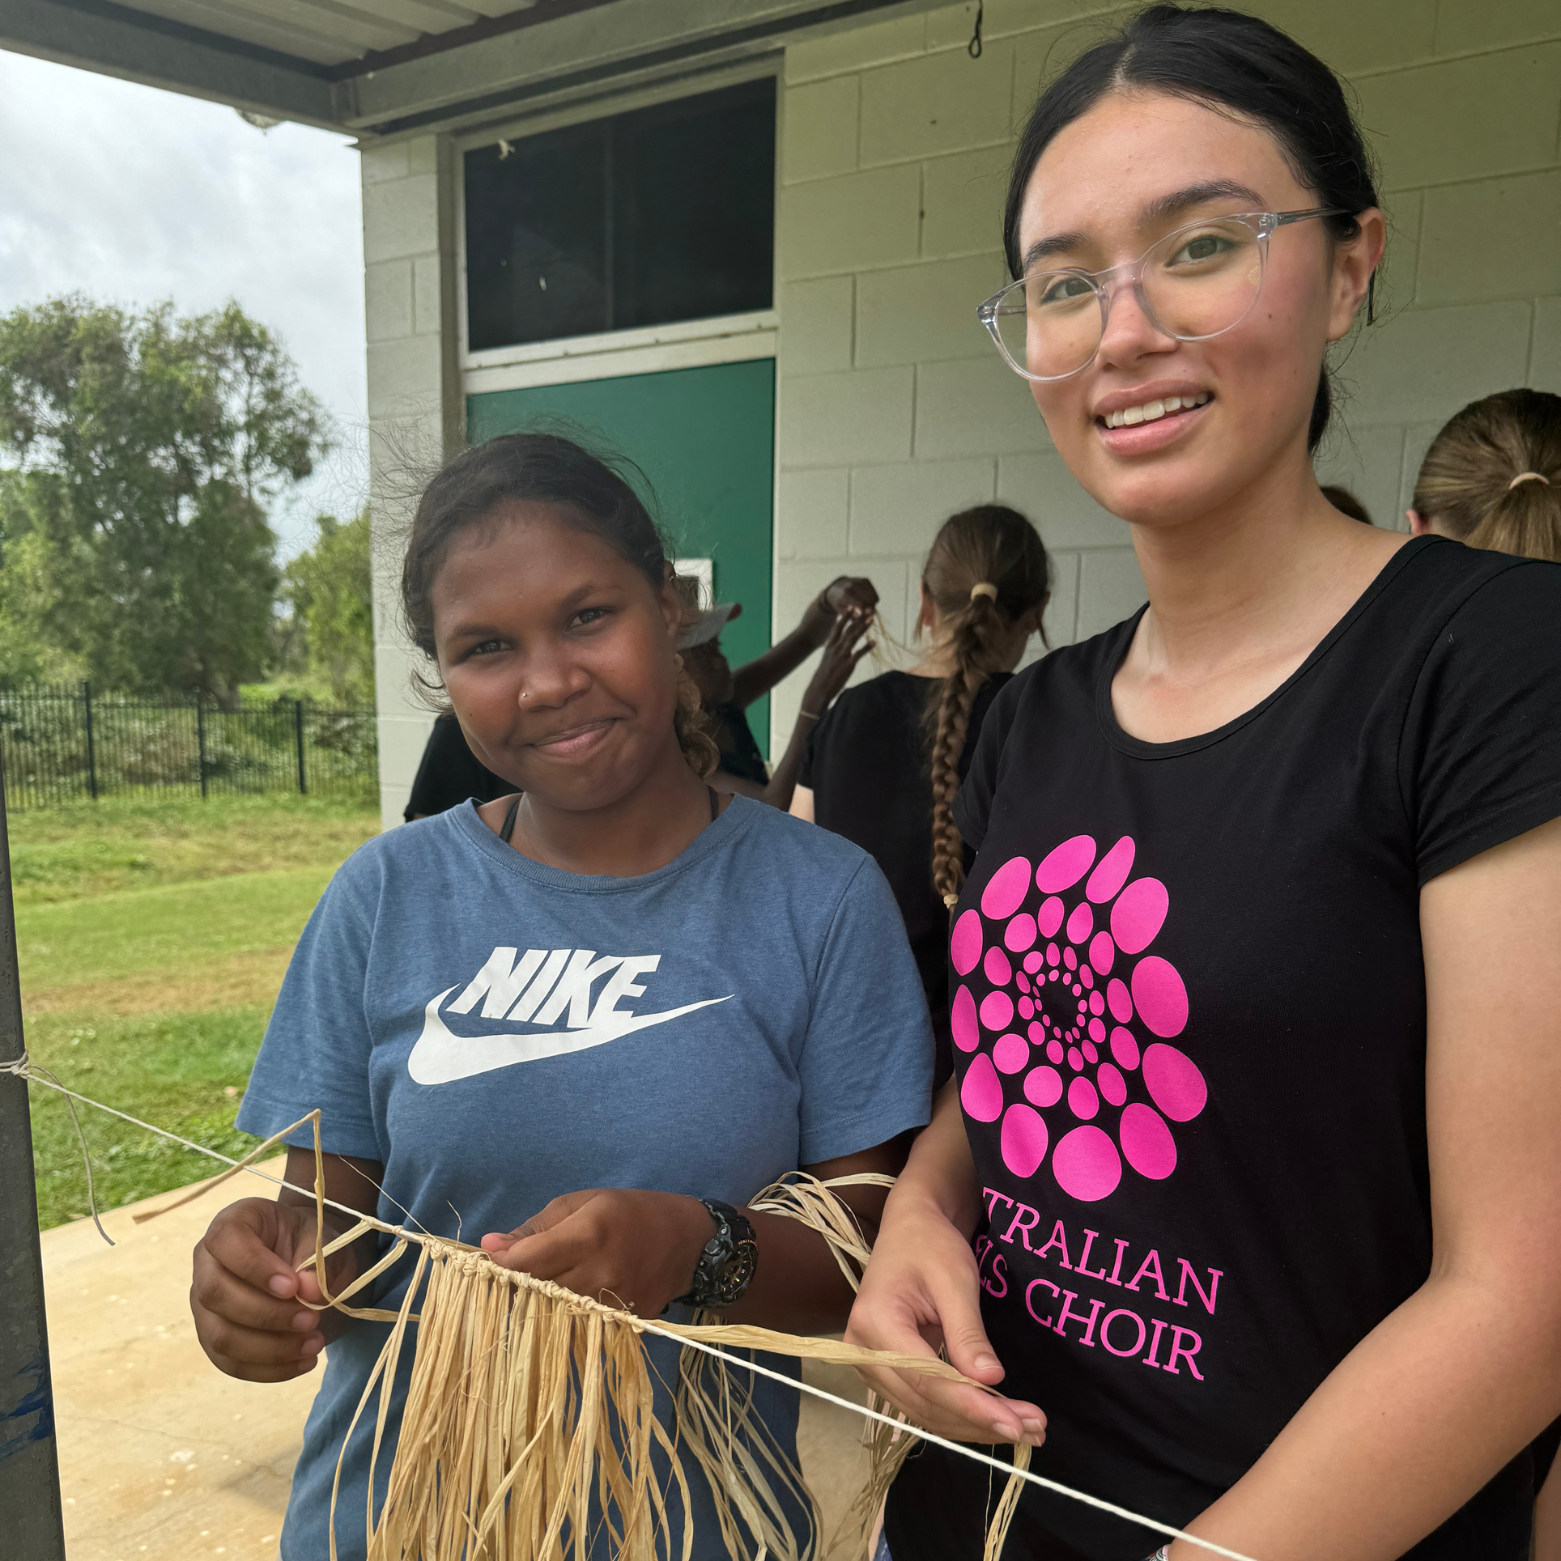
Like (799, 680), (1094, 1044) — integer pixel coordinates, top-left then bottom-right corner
(464, 79), (775, 353)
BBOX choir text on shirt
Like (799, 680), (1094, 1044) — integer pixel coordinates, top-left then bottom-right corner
(979, 1188), (1225, 1382)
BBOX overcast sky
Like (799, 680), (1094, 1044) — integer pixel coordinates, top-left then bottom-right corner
(0, 49), (366, 560)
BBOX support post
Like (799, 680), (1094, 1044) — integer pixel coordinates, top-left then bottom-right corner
(0, 757), (69, 1559)
(295, 701), (307, 796)
(196, 702), (209, 799)
(82, 680), (97, 801)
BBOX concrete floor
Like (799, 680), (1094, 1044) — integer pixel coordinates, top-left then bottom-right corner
(40, 1161), (872, 1560)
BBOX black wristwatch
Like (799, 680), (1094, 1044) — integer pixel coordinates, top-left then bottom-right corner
(675, 1198), (758, 1309)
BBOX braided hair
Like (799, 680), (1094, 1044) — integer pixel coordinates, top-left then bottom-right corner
(923, 507), (1051, 909)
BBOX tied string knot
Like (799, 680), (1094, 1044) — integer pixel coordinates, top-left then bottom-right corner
(2, 1048), (113, 1246)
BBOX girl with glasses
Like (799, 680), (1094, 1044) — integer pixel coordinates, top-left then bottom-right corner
(846, 7), (1561, 1561)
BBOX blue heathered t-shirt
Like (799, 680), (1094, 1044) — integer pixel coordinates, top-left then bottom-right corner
(236, 795), (934, 1561)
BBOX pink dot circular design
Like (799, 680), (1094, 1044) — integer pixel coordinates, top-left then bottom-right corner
(1065, 900), (1094, 946)
(951, 985), (979, 1053)
(979, 990), (1015, 1032)
(981, 856), (1032, 920)
(1004, 913), (1037, 954)
(1001, 1104), (1049, 1178)
(1082, 1041), (1098, 1064)
(983, 946), (1012, 987)
(1110, 1026), (1140, 1069)
(960, 1052), (1004, 1123)
(1111, 877), (1170, 955)
(993, 1033), (1029, 1074)
(1018, 995), (1034, 1020)
(1036, 835), (1097, 894)
(1142, 1043), (1208, 1121)
(1052, 1125), (1121, 1202)
(1024, 1065), (1062, 1107)
(1046, 942), (1060, 968)
(1131, 956), (1188, 1038)
(1067, 1046), (1083, 1072)
(1088, 991), (1106, 1017)
(1096, 1061), (1127, 1106)
(1088, 1017), (1106, 1043)
(950, 909), (983, 977)
(1023, 951), (1044, 974)
(1048, 970), (1059, 983)
(1017, 971), (1031, 994)
(1063, 947), (1078, 972)
(1036, 896), (1064, 938)
(1068, 1076), (1099, 1119)
(1106, 978), (1133, 1024)
(1046, 1040), (1064, 1064)
(1027, 1021), (1046, 1044)
(1080, 966), (1094, 990)
(1119, 1102), (1177, 1179)
(1086, 835), (1136, 904)
(1089, 931), (1115, 976)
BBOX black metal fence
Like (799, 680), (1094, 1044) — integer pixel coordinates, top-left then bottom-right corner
(0, 685), (378, 810)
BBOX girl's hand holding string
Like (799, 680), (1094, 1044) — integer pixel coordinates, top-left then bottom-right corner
(190, 1146), (382, 1384)
(191, 1198), (350, 1382)
(481, 1188), (716, 1318)
(846, 1083), (1046, 1448)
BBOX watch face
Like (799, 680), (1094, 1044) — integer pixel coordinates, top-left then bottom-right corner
(718, 1242), (758, 1303)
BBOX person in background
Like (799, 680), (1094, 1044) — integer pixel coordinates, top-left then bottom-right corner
(679, 574), (877, 806)
(403, 710), (510, 820)
(792, 507), (1050, 1085)
(1408, 388), (1560, 562)
(1406, 386), (1561, 1561)
(1320, 484), (1371, 524)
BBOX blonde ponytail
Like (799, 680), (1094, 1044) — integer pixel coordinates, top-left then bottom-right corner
(921, 507), (1050, 910)
(1413, 389), (1561, 563)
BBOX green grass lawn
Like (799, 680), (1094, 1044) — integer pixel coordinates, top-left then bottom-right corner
(14, 794), (380, 1228)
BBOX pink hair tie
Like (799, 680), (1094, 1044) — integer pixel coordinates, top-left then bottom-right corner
(1508, 471), (1551, 490)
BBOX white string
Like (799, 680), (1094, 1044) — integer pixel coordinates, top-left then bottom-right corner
(0, 1050), (379, 1228)
(5, 1054), (1262, 1561)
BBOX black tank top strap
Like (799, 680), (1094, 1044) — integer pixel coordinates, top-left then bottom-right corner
(708, 786), (720, 821)
(499, 794), (522, 844)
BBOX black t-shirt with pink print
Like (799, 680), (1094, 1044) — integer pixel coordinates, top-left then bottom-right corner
(884, 537), (1561, 1561)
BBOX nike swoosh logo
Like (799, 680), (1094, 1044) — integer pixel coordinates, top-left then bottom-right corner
(407, 986), (733, 1085)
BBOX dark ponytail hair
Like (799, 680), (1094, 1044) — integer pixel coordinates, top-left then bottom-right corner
(400, 431), (719, 776)
(1005, 3), (1380, 451)
(922, 506), (1051, 909)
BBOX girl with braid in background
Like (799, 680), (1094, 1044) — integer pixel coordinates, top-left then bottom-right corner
(792, 506), (1050, 1085)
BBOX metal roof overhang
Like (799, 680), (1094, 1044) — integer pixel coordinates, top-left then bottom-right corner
(0, 0), (941, 139)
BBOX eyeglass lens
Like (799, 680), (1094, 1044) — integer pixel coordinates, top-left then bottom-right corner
(992, 218), (1268, 379)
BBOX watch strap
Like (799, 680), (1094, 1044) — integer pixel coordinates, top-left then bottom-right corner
(675, 1198), (758, 1309)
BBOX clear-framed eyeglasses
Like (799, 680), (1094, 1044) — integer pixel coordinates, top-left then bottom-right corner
(978, 208), (1346, 382)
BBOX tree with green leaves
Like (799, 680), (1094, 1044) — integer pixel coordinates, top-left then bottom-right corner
(282, 510), (374, 706)
(0, 296), (329, 703)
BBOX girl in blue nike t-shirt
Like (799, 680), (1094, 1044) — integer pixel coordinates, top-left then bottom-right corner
(190, 433), (935, 1561)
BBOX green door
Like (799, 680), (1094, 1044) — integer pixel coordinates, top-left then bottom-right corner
(467, 358), (777, 754)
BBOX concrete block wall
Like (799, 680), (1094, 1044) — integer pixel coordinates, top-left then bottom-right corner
(362, 0), (1560, 816)
(767, 0), (1561, 749)
(362, 134), (462, 829)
